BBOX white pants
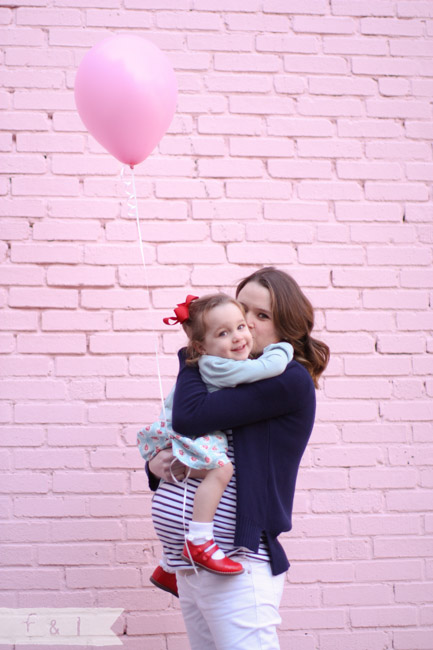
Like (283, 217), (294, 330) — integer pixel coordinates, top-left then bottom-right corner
(176, 557), (285, 650)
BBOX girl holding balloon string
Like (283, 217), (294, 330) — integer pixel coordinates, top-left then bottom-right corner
(138, 292), (294, 587)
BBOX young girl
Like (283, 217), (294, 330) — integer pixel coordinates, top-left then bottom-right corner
(137, 293), (293, 594)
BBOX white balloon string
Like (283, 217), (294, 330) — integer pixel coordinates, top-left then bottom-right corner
(121, 166), (167, 424)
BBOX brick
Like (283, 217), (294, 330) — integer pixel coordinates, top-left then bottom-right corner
(14, 446), (85, 466)
(361, 17), (422, 35)
(157, 243), (226, 264)
(0, 153), (46, 174)
(379, 77), (410, 96)
(356, 558), (422, 582)
(0, 199), (45, 218)
(309, 75), (376, 95)
(324, 36), (388, 55)
(12, 177), (79, 197)
(405, 204), (433, 223)
(89, 334), (155, 354)
(320, 631), (390, 650)
(212, 222), (245, 242)
(0, 310), (38, 333)
(377, 334), (426, 354)
(198, 158), (264, 178)
(0, 569), (61, 590)
(350, 224), (416, 243)
(299, 245), (363, 265)
(214, 53), (280, 73)
(363, 289), (428, 309)
(316, 401), (378, 422)
(0, 335), (15, 353)
(226, 13), (289, 32)
(284, 55), (348, 74)
(293, 15), (355, 33)
(14, 404), (86, 424)
(52, 471), (124, 493)
(298, 182), (363, 200)
(323, 584), (393, 606)
(381, 401), (433, 421)
(394, 630), (433, 650)
(407, 163), (433, 182)
(353, 57), (418, 77)
(264, 0), (328, 14)
(157, 10), (222, 29)
(11, 243), (82, 264)
(0, 379), (66, 400)
(38, 543), (110, 565)
(325, 378), (391, 399)
(265, 202), (330, 221)
(344, 356), (411, 376)
(42, 310), (111, 331)
(332, 0), (395, 16)
(0, 220), (30, 240)
(268, 117), (333, 136)
(15, 496), (86, 517)
(81, 289), (149, 310)
(338, 119), (403, 138)
(231, 179), (294, 200)
(365, 183), (429, 202)
(351, 605), (417, 628)
(322, 333), (375, 353)
(84, 244), (155, 265)
(336, 202), (403, 222)
(367, 99), (431, 119)
(337, 161), (401, 180)
(5, 47), (73, 67)
(17, 134), (85, 154)
(1, 69), (64, 89)
(9, 288), (78, 308)
(351, 514), (420, 536)
(406, 121), (433, 139)
(194, 0), (259, 9)
(55, 356), (127, 376)
(256, 34), (318, 53)
(367, 246), (431, 265)
(269, 159), (332, 179)
(246, 223), (314, 243)
(0, 357), (51, 376)
(300, 139), (363, 159)
(156, 179), (222, 199)
(46, 265), (115, 287)
(227, 243), (296, 264)
(398, 1), (433, 17)
(274, 75), (307, 94)
(0, 265), (44, 286)
(366, 141), (430, 160)
(17, 334), (86, 354)
(118, 266), (190, 288)
(190, 264), (258, 288)
(66, 566), (140, 589)
(350, 467), (417, 489)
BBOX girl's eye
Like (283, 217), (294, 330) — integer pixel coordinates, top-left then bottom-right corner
(218, 331), (227, 337)
(238, 324), (245, 330)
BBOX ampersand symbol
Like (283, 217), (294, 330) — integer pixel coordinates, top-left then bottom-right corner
(49, 620), (60, 635)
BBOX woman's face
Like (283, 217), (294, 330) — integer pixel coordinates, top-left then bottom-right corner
(236, 281), (280, 355)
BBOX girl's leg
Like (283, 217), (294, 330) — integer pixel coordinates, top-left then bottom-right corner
(192, 462), (233, 522)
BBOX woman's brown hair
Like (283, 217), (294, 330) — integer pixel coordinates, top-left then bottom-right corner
(182, 293), (245, 366)
(236, 267), (330, 388)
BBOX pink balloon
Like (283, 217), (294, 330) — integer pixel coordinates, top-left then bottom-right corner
(75, 35), (177, 167)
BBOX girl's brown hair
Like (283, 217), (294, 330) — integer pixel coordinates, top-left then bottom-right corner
(236, 267), (330, 388)
(183, 293), (245, 366)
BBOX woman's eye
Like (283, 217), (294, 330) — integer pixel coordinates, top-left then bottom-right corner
(258, 313), (269, 319)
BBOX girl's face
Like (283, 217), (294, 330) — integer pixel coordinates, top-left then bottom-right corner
(198, 302), (253, 360)
(237, 281), (279, 355)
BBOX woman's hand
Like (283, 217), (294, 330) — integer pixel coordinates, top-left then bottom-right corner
(148, 449), (207, 483)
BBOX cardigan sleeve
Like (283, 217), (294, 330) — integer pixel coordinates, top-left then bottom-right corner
(172, 348), (314, 438)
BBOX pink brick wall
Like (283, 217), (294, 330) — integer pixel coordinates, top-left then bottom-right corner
(1, 1), (432, 648)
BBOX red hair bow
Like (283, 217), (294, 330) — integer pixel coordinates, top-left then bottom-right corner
(163, 295), (199, 325)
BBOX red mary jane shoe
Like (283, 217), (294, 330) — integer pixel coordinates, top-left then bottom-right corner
(182, 539), (244, 576)
(149, 566), (178, 598)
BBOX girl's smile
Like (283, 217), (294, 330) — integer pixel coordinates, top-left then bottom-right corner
(197, 303), (253, 360)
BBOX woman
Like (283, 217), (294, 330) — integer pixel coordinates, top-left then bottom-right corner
(148, 267), (329, 650)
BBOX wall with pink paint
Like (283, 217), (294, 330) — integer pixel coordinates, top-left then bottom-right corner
(1, 1), (432, 649)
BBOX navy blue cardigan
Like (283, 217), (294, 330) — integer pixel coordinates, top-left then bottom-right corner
(148, 349), (316, 576)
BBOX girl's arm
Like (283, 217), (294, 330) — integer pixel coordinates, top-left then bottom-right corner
(198, 342), (294, 389)
(172, 349), (314, 438)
